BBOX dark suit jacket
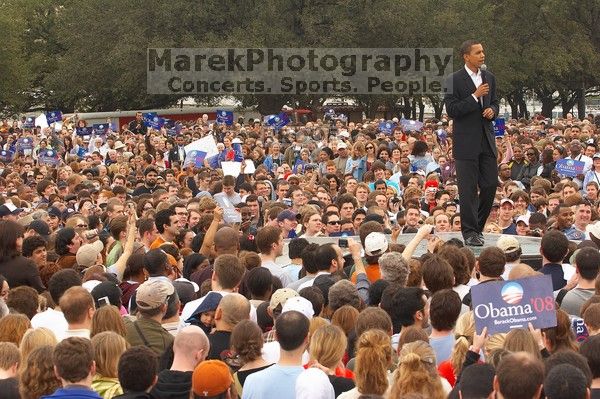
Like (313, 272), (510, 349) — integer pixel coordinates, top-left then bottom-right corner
(444, 67), (499, 160)
(168, 146), (186, 164)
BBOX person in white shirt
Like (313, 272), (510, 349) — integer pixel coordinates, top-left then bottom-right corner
(256, 226), (292, 287)
(496, 235), (522, 280)
(59, 286), (95, 340)
(31, 269), (80, 340)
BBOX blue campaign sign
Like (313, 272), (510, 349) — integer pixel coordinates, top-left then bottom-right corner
(378, 121), (395, 134)
(183, 150), (208, 168)
(216, 110), (234, 126)
(23, 117), (35, 129)
(142, 112), (158, 127)
(493, 118), (506, 136)
(17, 137), (33, 150)
(92, 123), (110, 136)
(0, 150), (14, 162)
(400, 119), (424, 131)
(46, 110), (63, 124)
(266, 112), (290, 130)
(555, 158), (585, 177)
(144, 114), (164, 130)
(471, 275), (557, 334)
(38, 149), (60, 166)
(76, 127), (93, 137)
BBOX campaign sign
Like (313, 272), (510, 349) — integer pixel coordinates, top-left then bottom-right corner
(142, 114), (164, 130)
(183, 150), (207, 168)
(93, 123), (110, 136)
(378, 121), (395, 135)
(77, 146), (87, 158)
(22, 117), (35, 129)
(493, 117), (506, 136)
(38, 149), (60, 166)
(46, 110), (63, 124)
(216, 110), (234, 125)
(555, 158), (585, 178)
(76, 127), (93, 137)
(225, 143), (244, 162)
(0, 150), (14, 162)
(17, 137), (33, 150)
(471, 275), (557, 334)
(267, 112), (290, 130)
(400, 119), (424, 131)
(142, 112), (158, 127)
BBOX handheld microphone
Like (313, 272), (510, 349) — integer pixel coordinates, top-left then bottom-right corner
(480, 63), (487, 84)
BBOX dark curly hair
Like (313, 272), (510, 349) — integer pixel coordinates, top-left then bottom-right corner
(231, 320), (263, 363)
(19, 345), (61, 399)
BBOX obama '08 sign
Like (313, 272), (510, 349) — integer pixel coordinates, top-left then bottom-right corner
(471, 275), (557, 335)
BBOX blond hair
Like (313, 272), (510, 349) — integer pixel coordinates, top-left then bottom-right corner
(355, 329), (392, 395)
(309, 325), (347, 369)
(450, 311), (475, 376)
(391, 340), (445, 399)
(19, 328), (57, 373)
(503, 329), (542, 359)
(485, 333), (507, 356)
(91, 331), (129, 378)
(90, 305), (127, 338)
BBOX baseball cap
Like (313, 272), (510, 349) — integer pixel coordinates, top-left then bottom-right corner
(337, 141), (348, 149)
(500, 198), (514, 207)
(496, 235), (521, 254)
(192, 360), (232, 397)
(28, 220), (51, 238)
(0, 203), (23, 217)
(277, 210), (297, 222)
(424, 180), (439, 189)
(270, 288), (298, 309)
(364, 232), (388, 257)
(593, 153), (600, 160)
(47, 206), (62, 218)
(135, 279), (175, 310)
(76, 241), (104, 268)
(282, 296), (314, 319)
(586, 222), (600, 243)
(516, 215), (529, 226)
(91, 281), (122, 308)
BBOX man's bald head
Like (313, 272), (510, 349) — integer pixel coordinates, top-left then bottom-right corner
(217, 293), (250, 328)
(173, 325), (210, 365)
(214, 227), (240, 255)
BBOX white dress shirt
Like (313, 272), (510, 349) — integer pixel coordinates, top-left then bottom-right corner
(465, 65), (483, 104)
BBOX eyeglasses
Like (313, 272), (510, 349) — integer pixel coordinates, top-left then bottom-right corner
(76, 224), (88, 228)
(366, 146), (374, 150)
(526, 152), (536, 156)
(327, 220), (341, 225)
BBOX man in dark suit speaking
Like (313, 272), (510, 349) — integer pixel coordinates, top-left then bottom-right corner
(444, 40), (499, 246)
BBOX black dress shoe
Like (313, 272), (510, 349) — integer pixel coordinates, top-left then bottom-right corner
(464, 235), (484, 247)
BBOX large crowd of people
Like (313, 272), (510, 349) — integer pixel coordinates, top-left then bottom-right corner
(0, 109), (599, 398)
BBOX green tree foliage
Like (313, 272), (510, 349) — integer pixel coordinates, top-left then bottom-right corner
(0, 0), (598, 118)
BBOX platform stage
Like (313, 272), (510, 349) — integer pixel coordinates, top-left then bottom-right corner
(287, 233), (543, 270)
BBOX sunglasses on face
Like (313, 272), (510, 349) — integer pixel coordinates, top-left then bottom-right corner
(327, 220), (341, 225)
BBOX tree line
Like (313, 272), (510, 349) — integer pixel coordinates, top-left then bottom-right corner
(1, 0), (598, 119)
